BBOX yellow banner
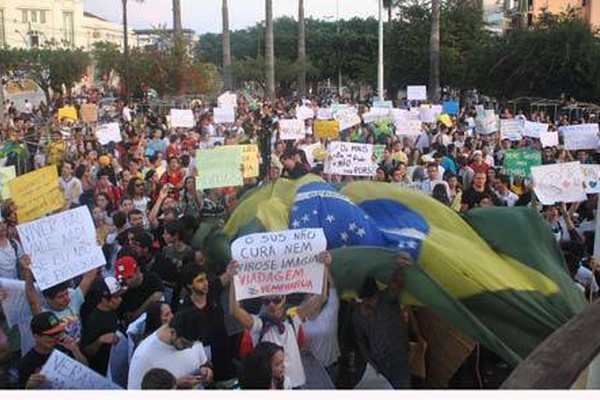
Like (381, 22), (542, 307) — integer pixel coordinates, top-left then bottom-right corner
(57, 107), (78, 122)
(314, 120), (340, 139)
(9, 166), (65, 223)
(240, 144), (259, 178)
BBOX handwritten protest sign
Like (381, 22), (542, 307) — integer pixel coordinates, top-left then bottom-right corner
(9, 166), (64, 223)
(395, 120), (422, 137)
(335, 107), (361, 131)
(0, 278), (31, 328)
(317, 108), (333, 120)
(0, 166), (16, 200)
(419, 106), (438, 123)
(523, 121), (548, 138)
(297, 106), (314, 121)
(240, 144), (259, 178)
(502, 149), (541, 178)
(17, 207), (106, 290)
(213, 107), (235, 124)
(540, 130), (559, 148)
(561, 124), (599, 150)
(407, 85), (427, 101)
(314, 120), (340, 139)
(41, 350), (120, 390)
(232, 228), (327, 301)
(217, 92), (237, 108)
(279, 119), (305, 141)
(325, 142), (378, 176)
(476, 114), (497, 135)
(169, 109), (195, 128)
(79, 104), (98, 123)
(96, 123), (122, 145)
(442, 101), (459, 116)
(196, 146), (243, 189)
(531, 162), (587, 205)
(581, 164), (600, 194)
(500, 119), (524, 141)
(57, 107), (77, 122)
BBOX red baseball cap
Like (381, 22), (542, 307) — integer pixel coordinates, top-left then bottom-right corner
(115, 256), (138, 280)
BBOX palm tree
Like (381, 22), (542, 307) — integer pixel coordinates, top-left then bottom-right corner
(222, 0), (233, 90)
(429, 0), (440, 102)
(265, 0), (275, 101)
(121, 0), (144, 99)
(297, 0), (307, 95)
(173, 0), (182, 34)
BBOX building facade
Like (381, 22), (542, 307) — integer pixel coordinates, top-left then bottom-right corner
(507, 0), (600, 29)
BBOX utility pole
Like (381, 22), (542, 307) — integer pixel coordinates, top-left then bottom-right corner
(377, 0), (384, 100)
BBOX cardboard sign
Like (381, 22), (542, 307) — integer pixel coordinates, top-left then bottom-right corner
(325, 142), (378, 176)
(240, 144), (260, 178)
(314, 120), (340, 139)
(196, 146), (243, 189)
(279, 119), (305, 141)
(502, 149), (542, 178)
(57, 107), (77, 122)
(41, 350), (120, 390)
(0, 165), (16, 200)
(0, 278), (31, 328)
(561, 124), (599, 150)
(531, 162), (587, 205)
(17, 207), (106, 290)
(9, 166), (64, 223)
(523, 121), (548, 138)
(170, 109), (195, 128)
(581, 164), (600, 194)
(213, 107), (236, 124)
(96, 123), (122, 145)
(79, 104), (98, 123)
(540, 130), (559, 148)
(407, 85), (427, 101)
(500, 119), (524, 141)
(442, 101), (459, 116)
(232, 228), (327, 301)
(217, 92), (237, 108)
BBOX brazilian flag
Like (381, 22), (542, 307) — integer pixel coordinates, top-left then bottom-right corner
(218, 174), (586, 366)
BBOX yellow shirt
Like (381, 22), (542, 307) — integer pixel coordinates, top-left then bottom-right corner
(46, 140), (68, 166)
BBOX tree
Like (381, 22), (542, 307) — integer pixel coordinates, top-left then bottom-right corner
(429, 0), (440, 102)
(122, 0), (144, 99)
(222, 0), (233, 90)
(297, 0), (307, 95)
(265, 0), (275, 100)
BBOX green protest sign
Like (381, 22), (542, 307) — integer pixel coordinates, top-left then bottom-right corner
(502, 149), (542, 178)
(196, 146), (244, 189)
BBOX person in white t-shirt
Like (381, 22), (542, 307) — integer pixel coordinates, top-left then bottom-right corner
(59, 161), (83, 208)
(128, 308), (213, 389)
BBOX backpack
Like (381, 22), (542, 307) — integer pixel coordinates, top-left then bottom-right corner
(239, 314), (306, 358)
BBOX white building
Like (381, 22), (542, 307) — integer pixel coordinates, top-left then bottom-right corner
(0, 0), (131, 50)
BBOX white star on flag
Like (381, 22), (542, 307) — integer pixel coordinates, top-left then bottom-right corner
(356, 228), (366, 237)
(340, 232), (349, 241)
(313, 210), (318, 215)
(407, 241), (418, 249)
(348, 223), (357, 232)
(292, 220), (301, 228)
(326, 215), (335, 223)
(302, 214), (310, 223)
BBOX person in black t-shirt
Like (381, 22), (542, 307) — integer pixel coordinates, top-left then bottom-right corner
(17, 312), (87, 389)
(81, 277), (127, 376)
(115, 255), (164, 326)
(460, 171), (502, 211)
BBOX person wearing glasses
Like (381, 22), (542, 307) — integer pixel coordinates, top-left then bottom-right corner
(229, 252), (332, 389)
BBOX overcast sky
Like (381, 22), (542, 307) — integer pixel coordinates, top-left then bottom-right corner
(83, 0), (380, 34)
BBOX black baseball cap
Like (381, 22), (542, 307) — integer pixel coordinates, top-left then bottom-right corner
(31, 312), (65, 336)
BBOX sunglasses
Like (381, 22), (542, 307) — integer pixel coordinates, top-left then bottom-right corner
(262, 297), (283, 305)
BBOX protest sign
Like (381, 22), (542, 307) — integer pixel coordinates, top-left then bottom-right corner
(531, 162), (587, 205)
(213, 107), (236, 124)
(208, 136), (226, 147)
(299, 143), (323, 167)
(439, 114), (453, 128)
(335, 107), (361, 131)
(231, 228), (327, 301)
(169, 109), (195, 128)
(442, 101), (459, 116)
(196, 146), (243, 189)
(96, 123), (122, 145)
(419, 106), (438, 124)
(0, 165), (16, 200)
(395, 120), (422, 137)
(314, 120), (340, 139)
(57, 107), (77, 122)
(41, 350), (120, 390)
(217, 92), (237, 108)
(296, 105), (315, 121)
(79, 104), (98, 123)
(407, 85), (427, 101)
(523, 121), (548, 138)
(502, 149), (541, 178)
(540, 130), (559, 148)
(373, 100), (393, 109)
(240, 144), (259, 178)
(17, 206), (106, 290)
(325, 142), (378, 176)
(317, 108), (333, 120)
(279, 119), (305, 141)
(0, 278), (31, 328)
(581, 164), (600, 194)
(500, 119), (524, 141)
(561, 124), (599, 150)
(9, 166), (64, 223)
(475, 115), (497, 135)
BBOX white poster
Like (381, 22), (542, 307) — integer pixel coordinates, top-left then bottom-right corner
(419, 106), (438, 124)
(95, 123), (122, 145)
(540, 130), (559, 148)
(0, 278), (31, 328)
(523, 121), (549, 138)
(325, 142), (378, 176)
(317, 108), (333, 120)
(232, 229), (327, 301)
(581, 164), (600, 194)
(500, 119), (524, 141)
(531, 162), (587, 205)
(169, 109), (195, 128)
(213, 107), (236, 124)
(395, 120), (422, 137)
(41, 350), (120, 390)
(17, 207), (106, 290)
(335, 107), (361, 131)
(299, 143), (323, 168)
(296, 105), (315, 121)
(407, 85), (427, 101)
(561, 124), (599, 150)
(475, 115), (497, 135)
(279, 119), (305, 141)
(217, 92), (237, 108)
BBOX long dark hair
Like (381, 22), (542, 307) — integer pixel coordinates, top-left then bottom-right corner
(238, 342), (284, 390)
